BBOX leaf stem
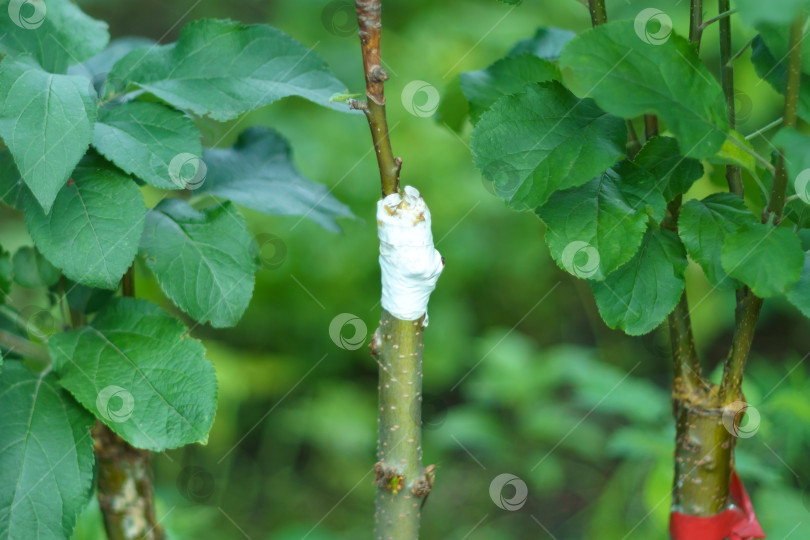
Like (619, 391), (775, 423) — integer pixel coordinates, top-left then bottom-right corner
(727, 135), (776, 173)
(700, 8), (736, 30)
(744, 117), (783, 140)
(727, 36), (754, 66)
(354, 0), (400, 196)
(0, 328), (49, 362)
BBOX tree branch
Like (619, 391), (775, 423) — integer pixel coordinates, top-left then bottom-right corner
(718, 0), (743, 197)
(587, 0), (607, 26)
(690, 0), (704, 48)
(354, 2), (432, 537)
(354, 0), (400, 196)
(720, 13), (803, 402)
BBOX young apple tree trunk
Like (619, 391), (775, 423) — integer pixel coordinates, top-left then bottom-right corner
(352, 2), (440, 538)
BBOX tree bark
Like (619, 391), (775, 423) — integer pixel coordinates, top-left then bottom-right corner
(94, 423), (164, 540)
(372, 310), (432, 539)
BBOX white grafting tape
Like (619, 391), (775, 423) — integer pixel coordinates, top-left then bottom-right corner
(377, 185), (444, 324)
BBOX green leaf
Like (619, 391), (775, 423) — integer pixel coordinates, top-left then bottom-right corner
(736, 0), (810, 28)
(787, 253), (810, 318)
(24, 162), (146, 290)
(0, 362), (95, 539)
(508, 27), (575, 59)
(750, 35), (810, 124)
(0, 247), (10, 301)
(471, 81), (626, 209)
(721, 223), (804, 297)
(460, 54), (560, 123)
(0, 0), (109, 73)
(537, 161), (666, 280)
(48, 298), (217, 451)
(591, 229), (687, 335)
(109, 18), (348, 121)
(632, 136), (704, 201)
(0, 150), (25, 210)
(678, 194), (758, 289)
(559, 20), (728, 158)
(139, 199), (257, 328)
(11, 246), (59, 288)
(66, 282), (115, 315)
(709, 130), (758, 176)
(197, 127), (353, 232)
(0, 56), (97, 212)
(92, 102), (202, 189)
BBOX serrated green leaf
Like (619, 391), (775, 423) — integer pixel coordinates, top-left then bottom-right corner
(750, 35), (810, 124)
(787, 253), (810, 318)
(472, 81), (626, 209)
(24, 162), (146, 290)
(0, 56), (97, 212)
(678, 193), (757, 289)
(139, 199), (257, 328)
(0, 0), (109, 73)
(460, 54), (560, 123)
(591, 229), (687, 335)
(632, 136), (704, 201)
(559, 20), (728, 158)
(537, 161), (666, 280)
(92, 102), (202, 189)
(197, 127), (353, 232)
(0, 362), (95, 539)
(11, 246), (59, 288)
(721, 223), (804, 297)
(508, 27), (575, 59)
(48, 298), (217, 451)
(736, 0), (810, 29)
(109, 18), (348, 121)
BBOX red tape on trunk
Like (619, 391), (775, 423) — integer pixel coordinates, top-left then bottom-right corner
(670, 471), (765, 540)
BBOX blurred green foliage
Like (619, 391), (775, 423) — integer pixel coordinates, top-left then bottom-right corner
(55, 0), (810, 538)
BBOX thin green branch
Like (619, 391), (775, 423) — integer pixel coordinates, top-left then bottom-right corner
(690, 0), (704, 48)
(587, 0), (607, 26)
(354, 0), (400, 196)
(718, 0), (743, 196)
(720, 13), (804, 402)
